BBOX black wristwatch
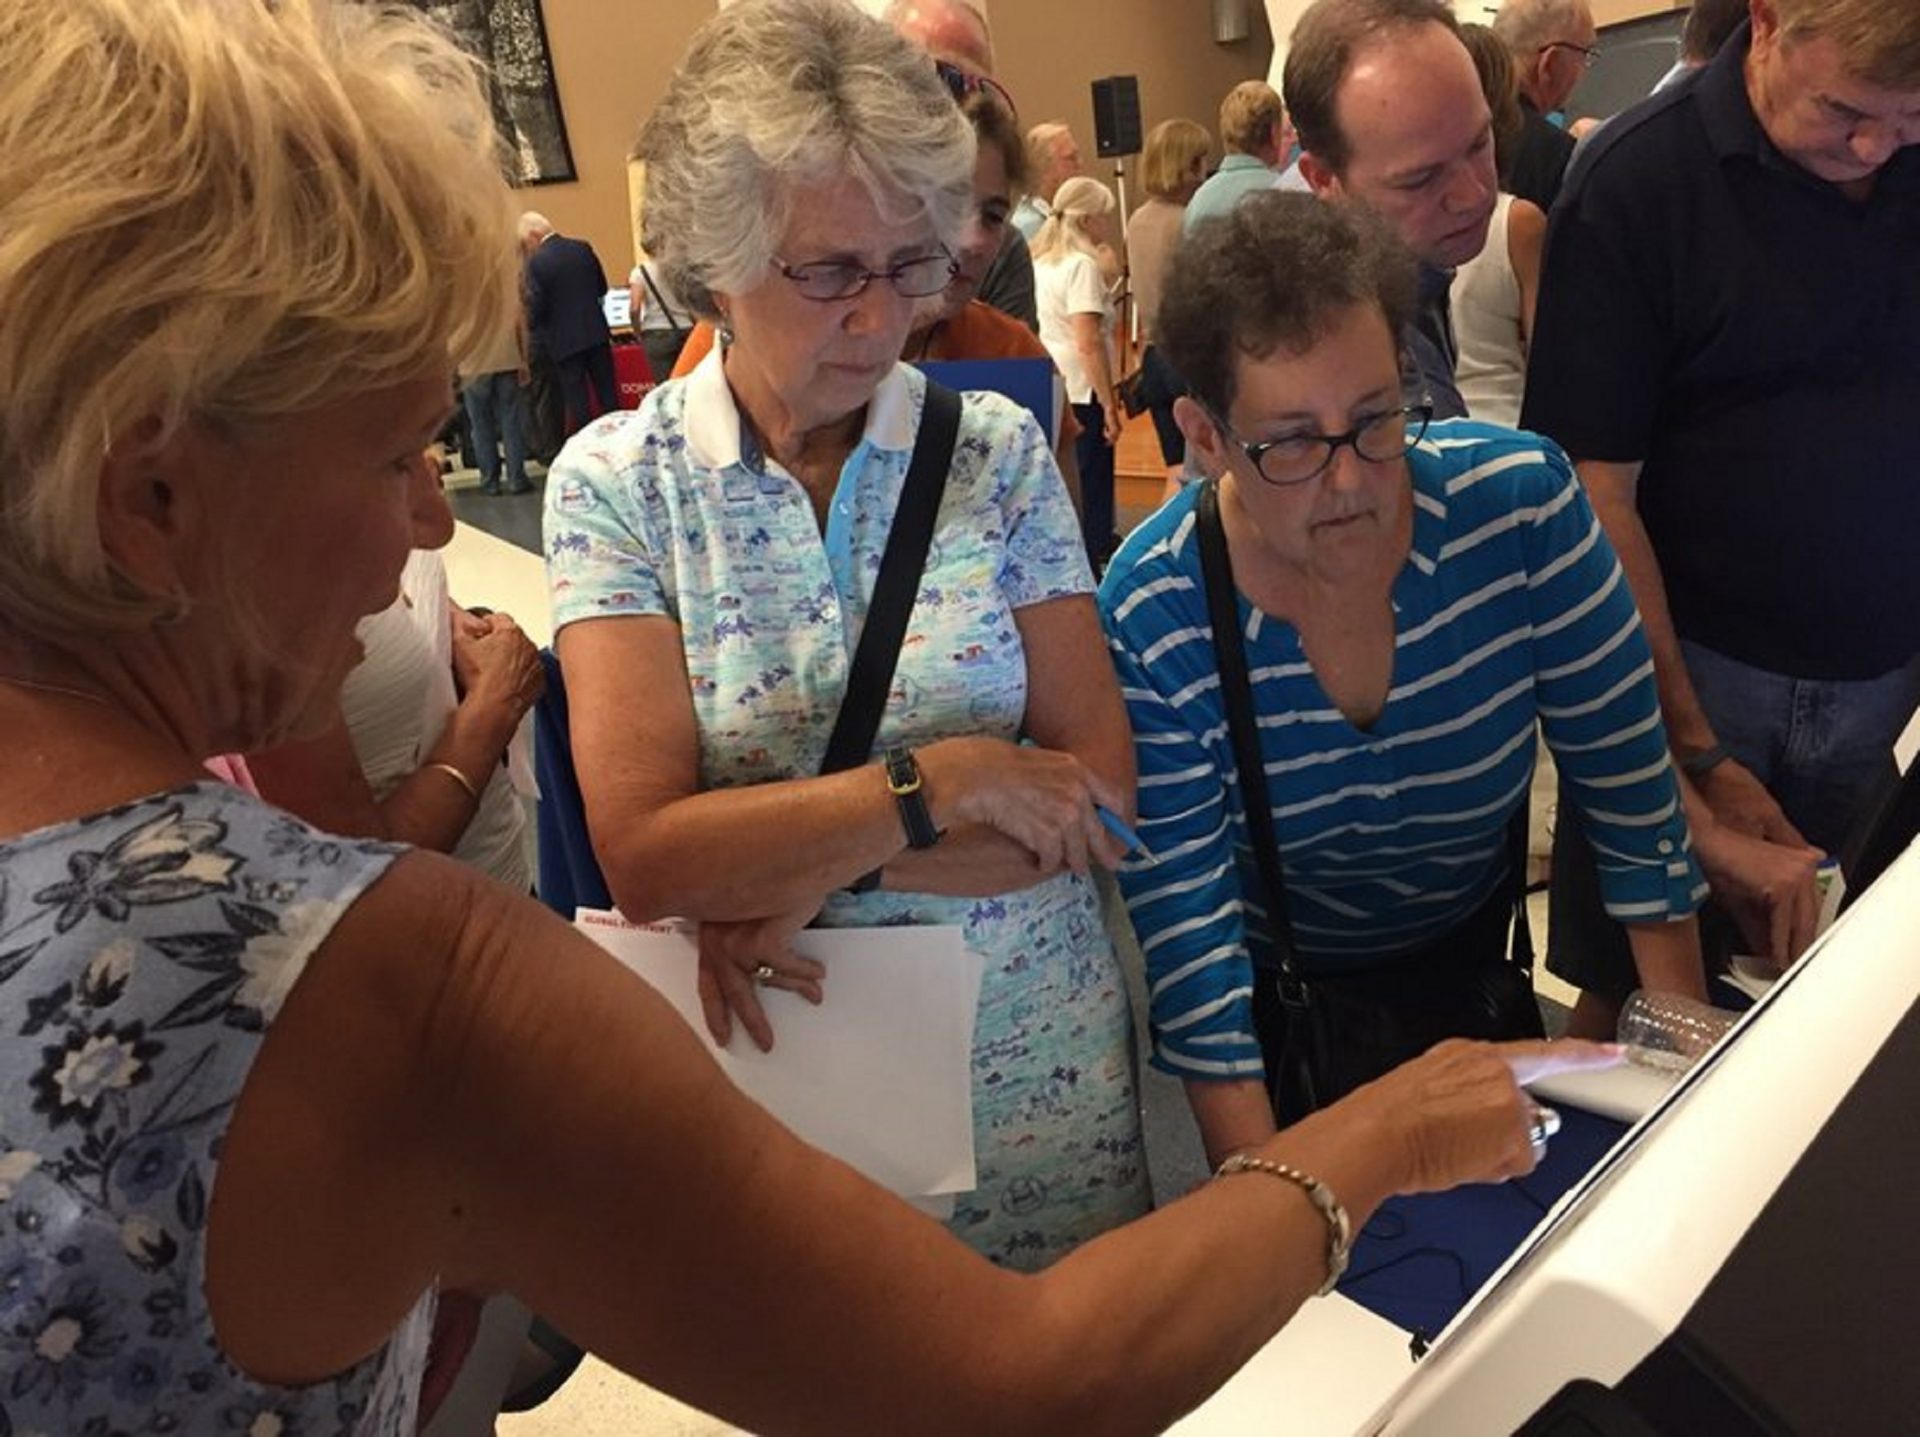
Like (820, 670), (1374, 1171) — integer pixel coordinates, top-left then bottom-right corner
(884, 745), (941, 849)
(1679, 741), (1733, 779)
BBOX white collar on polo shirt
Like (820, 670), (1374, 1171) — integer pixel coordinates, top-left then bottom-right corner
(681, 343), (920, 472)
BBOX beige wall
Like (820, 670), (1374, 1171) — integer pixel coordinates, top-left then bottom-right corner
(1589, 0), (1685, 25)
(517, 0), (712, 277)
(991, 4), (1276, 189)
(520, 0), (1276, 272)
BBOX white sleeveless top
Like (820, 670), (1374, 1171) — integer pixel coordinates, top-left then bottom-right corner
(1451, 193), (1526, 428)
(343, 552), (531, 891)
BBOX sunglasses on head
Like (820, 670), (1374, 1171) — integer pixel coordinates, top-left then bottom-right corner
(933, 59), (1018, 123)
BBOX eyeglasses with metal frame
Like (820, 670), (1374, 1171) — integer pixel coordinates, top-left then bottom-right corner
(769, 250), (959, 302)
(1541, 39), (1601, 64)
(1207, 402), (1435, 487)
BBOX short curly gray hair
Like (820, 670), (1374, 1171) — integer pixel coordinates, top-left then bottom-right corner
(634, 0), (976, 324)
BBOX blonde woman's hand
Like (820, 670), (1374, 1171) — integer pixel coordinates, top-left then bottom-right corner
(696, 900), (827, 1052)
(1324, 1038), (1623, 1196)
(918, 736), (1127, 876)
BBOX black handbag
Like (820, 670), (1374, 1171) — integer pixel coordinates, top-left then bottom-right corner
(1195, 480), (1542, 1122)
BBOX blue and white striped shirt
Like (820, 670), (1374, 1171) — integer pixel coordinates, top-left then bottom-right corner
(1099, 423), (1706, 1081)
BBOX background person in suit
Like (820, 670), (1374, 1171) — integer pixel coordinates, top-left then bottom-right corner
(519, 211), (616, 442)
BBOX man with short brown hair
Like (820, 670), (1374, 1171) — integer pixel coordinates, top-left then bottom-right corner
(1285, 0), (1499, 418)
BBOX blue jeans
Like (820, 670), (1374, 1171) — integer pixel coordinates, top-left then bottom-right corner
(1547, 640), (1920, 997)
(1677, 640), (1920, 852)
(461, 370), (530, 491)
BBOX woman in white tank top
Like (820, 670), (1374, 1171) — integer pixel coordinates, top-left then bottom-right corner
(250, 548), (540, 892)
(1453, 23), (1549, 429)
(1450, 191), (1547, 428)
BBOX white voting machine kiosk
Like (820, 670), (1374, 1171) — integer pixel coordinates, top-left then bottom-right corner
(1356, 755), (1920, 1435)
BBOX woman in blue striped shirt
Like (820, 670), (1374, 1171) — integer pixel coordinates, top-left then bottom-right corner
(1100, 194), (1707, 1164)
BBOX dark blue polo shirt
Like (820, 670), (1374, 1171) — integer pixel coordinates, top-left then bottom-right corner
(1409, 263), (1468, 421)
(1521, 25), (1920, 681)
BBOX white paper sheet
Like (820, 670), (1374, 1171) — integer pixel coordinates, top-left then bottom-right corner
(575, 910), (983, 1198)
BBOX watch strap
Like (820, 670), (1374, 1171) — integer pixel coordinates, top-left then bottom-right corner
(884, 745), (940, 849)
(1679, 741), (1732, 778)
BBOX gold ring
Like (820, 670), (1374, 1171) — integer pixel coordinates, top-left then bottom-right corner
(752, 963), (777, 985)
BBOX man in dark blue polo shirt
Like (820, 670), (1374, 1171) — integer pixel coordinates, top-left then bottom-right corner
(1285, 0), (1500, 420)
(1523, 0), (1920, 1035)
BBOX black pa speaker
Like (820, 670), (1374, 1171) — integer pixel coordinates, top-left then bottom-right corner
(1091, 75), (1142, 159)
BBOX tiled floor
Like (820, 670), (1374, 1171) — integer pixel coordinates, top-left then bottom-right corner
(442, 420), (1575, 1434)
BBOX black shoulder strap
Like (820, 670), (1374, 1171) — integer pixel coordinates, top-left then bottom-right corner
(819, 380), (962, 775)
(638, 265), (688, 336)
(1196, 480), (1298, 978)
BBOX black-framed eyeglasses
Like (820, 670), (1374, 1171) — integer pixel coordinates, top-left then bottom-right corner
(1541, 39), (1601, 64)
(933, 59), (1019, 122)
(769, 250), (959, 302)
(1209, 403), (1434, 486)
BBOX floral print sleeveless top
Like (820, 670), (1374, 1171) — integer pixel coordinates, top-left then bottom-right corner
(0, 783), (431, 1434)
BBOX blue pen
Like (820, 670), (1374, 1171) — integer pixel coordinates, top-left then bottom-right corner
(1097, 806), (1150, 860)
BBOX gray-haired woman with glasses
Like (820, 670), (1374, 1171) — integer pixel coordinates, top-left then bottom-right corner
(547, 0), (1153, 1267)
(1099, 193), (1709, 1167)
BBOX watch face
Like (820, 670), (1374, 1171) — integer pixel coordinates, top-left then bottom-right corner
(886, 748), (919, 791)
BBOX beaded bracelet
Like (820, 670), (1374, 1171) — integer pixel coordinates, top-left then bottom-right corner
(1215, 1153), (1353, 1296)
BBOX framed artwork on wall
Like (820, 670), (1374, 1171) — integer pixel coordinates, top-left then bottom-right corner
(411, 0), (578, 186)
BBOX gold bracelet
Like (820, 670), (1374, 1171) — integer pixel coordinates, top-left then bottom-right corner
(424, 760), (479, 802)
(1214, 1153), (1352, 1296)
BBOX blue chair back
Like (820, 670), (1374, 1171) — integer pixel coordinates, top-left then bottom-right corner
(532, 647), (614, 917)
